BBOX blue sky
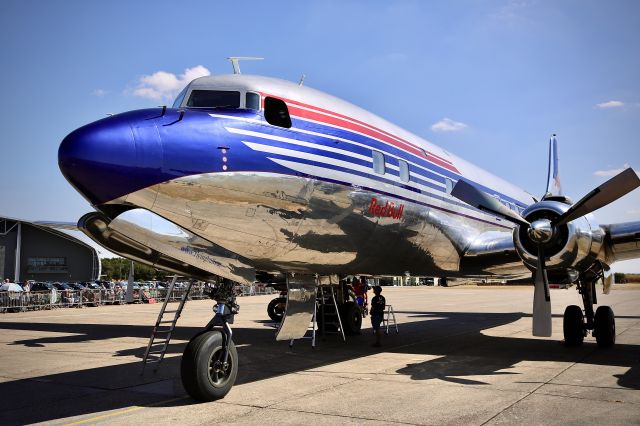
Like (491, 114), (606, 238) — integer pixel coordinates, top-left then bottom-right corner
(1, 0), (639, 272)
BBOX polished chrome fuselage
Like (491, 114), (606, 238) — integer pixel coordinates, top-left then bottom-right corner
(59, 75), (553, 284)
(113, 171), (531, 280)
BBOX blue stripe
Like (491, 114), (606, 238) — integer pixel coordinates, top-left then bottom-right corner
(286, 116), (530, 208)
(263, 151), (492, 215)
(213, 112), (529, 210)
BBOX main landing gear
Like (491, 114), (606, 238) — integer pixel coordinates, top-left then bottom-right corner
(563, 265), (615, 347)
(267, 282), (363, 336)
(181, 281), (239, 401)
(267, 292), (287, 322)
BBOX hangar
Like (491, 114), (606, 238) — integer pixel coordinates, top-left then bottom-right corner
(0, 216), (100, 283)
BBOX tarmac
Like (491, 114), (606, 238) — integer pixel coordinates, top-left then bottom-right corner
(0, 285), (639, 425)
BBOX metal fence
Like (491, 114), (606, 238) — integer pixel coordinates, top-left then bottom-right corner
(235, 283), (276, 297)
(0, 283), (275, 313)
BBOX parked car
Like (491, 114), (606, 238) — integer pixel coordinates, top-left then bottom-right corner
(52, 282), (79, 306)
(30, 282), (55, 292)
(28, 282), (58, 305)
(83, 282), (104, 290)
(68, 282), (87, 291)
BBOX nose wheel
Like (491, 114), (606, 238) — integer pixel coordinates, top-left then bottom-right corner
(181, 281), (239, 402)
(181, 329), (238, 401)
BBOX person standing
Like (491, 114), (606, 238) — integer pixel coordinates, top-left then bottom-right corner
(353, 276), (368, 316)
(370, 286), (386, 347)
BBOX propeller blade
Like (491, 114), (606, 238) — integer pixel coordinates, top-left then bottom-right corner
(532, 245), (552, 337)
(553, 168), (640, 227)
(451, 180), (529, 226)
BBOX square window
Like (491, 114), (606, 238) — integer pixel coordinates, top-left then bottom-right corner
(399, 160), (410, 182)
(372, 151), (385, 174)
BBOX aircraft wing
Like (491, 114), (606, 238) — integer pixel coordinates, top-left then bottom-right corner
(32, 221), (79, 231)
(459, 230), (530, 279)
(602, 220), (640, 264)
(459, 220), (640, 280)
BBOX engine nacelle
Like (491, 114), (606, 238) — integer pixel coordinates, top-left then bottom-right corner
(513, 200), (605, 277)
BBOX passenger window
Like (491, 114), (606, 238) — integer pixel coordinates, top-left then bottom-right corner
(445, 178), (454, 194)
(246, 92), (260, 110)
(398, 160), (410, 182)
(264, 97), (292, 128)
(186, 90), (241, 108)
(372, 151), (385, 174)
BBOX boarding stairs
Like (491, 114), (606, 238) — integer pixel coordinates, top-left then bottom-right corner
(141, 276), (193, 373)
(289, 285), (345, 348)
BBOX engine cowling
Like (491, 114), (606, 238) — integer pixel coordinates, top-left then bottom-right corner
(513, 200), (605, 276)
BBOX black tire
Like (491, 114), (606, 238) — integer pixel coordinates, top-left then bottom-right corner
(181, 330), (238, 402)
(594, 306), (615, 347)
(563, 305), (584, 346)
(267, 297), (287, 322)
(340, 301), (362, 335)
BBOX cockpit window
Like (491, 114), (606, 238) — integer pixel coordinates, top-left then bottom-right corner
(186, 90), (241, 108)
(172, 86), (188, 108)
(264, 97), (292, 128)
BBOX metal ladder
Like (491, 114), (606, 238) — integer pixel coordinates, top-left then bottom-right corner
(382, 305), (399, 335)
(317, 285), (346, 342)
(141, 276), (193, 373)
(289, 285), (345, 348)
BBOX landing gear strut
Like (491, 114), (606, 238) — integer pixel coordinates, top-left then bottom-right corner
(181, 280), (239, 401)
(562, 264), (615, 347)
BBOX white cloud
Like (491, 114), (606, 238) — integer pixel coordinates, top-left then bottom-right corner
(593, 163), (630, 177)
(91, 89), (107, 97)
(132, 65), (211, 101)
(431, 118), (468, 132)
(595, 100), (624, 109)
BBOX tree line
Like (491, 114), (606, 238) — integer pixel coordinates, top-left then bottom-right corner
(100, 258), (168, 281)
(614, 273), (640, 283)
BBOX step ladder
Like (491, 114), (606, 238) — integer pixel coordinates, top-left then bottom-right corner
(141, 276), (193, 373)
(289, 285), (345, 348)
(317, 285), (346, 342)
(382, 305), (399, 335)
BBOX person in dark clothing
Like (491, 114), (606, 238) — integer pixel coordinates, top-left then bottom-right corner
(370, 286), (386, 347)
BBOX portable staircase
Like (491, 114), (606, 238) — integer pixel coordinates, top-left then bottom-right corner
(289, 285), (345, 348)
(141, 276), (193, 373)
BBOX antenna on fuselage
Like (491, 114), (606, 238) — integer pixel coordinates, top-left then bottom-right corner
(227, 56), (264, 74)
(298, 74), (306, 86)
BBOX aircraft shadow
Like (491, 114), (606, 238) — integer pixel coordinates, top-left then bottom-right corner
(0, 310), (638, 424)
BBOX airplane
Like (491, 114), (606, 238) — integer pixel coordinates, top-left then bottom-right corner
(56, 60), (640, 401)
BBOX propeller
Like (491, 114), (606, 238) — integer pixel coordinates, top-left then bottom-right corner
(451, 164), (640, 337)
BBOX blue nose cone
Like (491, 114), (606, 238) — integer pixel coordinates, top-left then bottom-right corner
(59, 113), (158, 205)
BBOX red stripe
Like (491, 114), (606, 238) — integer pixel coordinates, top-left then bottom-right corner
(282, 97), (455, 166)
(261, 93), (459, 173)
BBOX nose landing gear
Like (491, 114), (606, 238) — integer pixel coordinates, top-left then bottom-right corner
(181, 281), (239, 401)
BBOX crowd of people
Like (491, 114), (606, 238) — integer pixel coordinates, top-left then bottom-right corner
(0, 278), (208, 311)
